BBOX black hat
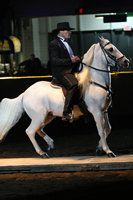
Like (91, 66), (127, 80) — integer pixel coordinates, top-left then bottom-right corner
(56, 22), (75, 31)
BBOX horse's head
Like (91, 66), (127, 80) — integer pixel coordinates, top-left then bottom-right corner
(99, 36), (129, 69)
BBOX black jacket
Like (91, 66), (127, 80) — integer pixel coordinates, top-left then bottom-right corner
(49, 37), (74, 78)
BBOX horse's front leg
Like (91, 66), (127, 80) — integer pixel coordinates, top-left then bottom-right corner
(104, 111), (112, 136)
(94, 110), (115, 157)
(96, 111), (112, 154)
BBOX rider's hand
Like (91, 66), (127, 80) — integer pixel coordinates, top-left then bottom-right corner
(71, 56), (80, 63)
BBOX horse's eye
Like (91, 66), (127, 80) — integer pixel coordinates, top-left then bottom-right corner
(109, 47), (113, 52)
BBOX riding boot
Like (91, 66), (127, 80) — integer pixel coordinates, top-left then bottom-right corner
(63, 90), (73, 120)
(63, 86), (78, 120)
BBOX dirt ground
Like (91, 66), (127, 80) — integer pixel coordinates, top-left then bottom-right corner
(0, 116), (133, 200)
(0, 170), (133, 200)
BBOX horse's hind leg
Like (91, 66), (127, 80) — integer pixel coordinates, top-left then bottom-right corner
(37, 114), (55, 150)
(26, 119), (49, 158)
(37, 126), (54, 150)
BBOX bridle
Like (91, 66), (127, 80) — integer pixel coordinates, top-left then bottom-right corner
(99, 41), (125, 69)
(85, 41), (125, 72)
(81, 41), (125, 96)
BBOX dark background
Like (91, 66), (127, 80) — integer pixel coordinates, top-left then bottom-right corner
(1, 0), (133, 18)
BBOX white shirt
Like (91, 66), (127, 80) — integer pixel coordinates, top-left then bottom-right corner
(57, 35), (74, 58)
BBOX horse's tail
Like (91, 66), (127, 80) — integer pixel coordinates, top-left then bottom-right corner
(0, 93), (24, 142)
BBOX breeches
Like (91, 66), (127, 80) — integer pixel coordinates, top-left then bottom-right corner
(57, 73), (78, 90)
(57, 74), (79, 112)
(54, 73), (79, 112)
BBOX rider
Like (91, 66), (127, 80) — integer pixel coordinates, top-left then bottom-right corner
(49, 22), (89, 120)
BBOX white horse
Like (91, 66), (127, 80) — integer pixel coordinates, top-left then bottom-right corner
(0, 37), (129, 158)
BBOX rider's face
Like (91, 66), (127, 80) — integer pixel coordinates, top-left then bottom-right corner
(59, 30), (71, 39)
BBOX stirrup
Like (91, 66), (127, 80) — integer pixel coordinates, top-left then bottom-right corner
(62, 112), (73, 121)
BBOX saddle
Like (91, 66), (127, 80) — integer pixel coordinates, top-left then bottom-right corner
(50, 78), (90, 120)
(50, 78), (67, 97)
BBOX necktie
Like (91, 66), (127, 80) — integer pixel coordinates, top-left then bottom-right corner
(64, 40), (74, 58)
(60, 37), (74, 58)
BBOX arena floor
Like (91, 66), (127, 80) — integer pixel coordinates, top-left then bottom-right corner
(0, 125), (133, 200)
(0, 154), (133, 173)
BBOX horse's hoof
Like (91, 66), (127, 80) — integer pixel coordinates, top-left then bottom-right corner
(96, 146), (101, 154)
(96, 147), (105, 156)
(41, 153), (49, 159)
(107, 152), (116, 157)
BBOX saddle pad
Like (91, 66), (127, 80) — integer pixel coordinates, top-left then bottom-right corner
(50, 83), (61, 89)
(50, 82), (67, 97)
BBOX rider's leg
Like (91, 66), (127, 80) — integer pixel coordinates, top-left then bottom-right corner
(60, 74), (78, 120)
(63, 85), (78, 119)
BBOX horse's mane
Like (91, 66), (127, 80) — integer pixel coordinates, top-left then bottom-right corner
(76, 44), (96, 96)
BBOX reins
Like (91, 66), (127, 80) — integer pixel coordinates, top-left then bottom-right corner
(85, 64), (111, 73)
(89, 80), (112, 96)
(80, 62), (112, 95)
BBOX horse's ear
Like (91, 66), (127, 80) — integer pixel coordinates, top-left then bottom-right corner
(98, 36), (105, 45)
(98, 36), (104, 41)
